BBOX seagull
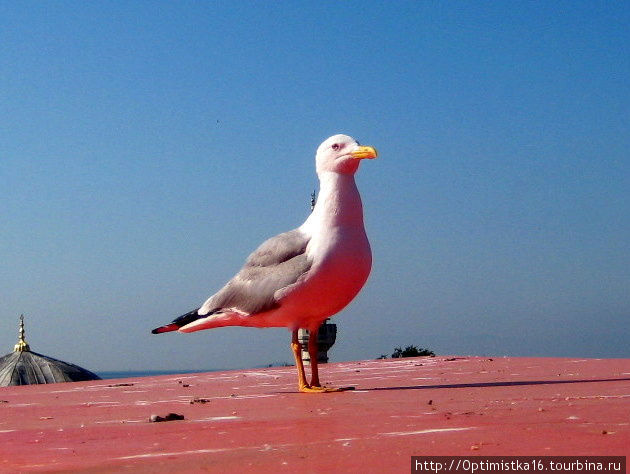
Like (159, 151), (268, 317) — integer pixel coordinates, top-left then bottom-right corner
(152, 134), (377, 392)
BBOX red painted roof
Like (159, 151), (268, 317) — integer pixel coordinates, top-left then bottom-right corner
(1, 356), (629, 472)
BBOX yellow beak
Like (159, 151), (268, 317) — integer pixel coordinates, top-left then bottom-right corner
(350, 145), (378, 160)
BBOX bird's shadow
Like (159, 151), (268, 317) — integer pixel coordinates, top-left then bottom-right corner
(362, 376), (630, 392)
(276, 377), (630, 394)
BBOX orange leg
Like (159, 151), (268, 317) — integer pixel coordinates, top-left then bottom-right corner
(308, 326), (321, 387)
(297, 324), (353, 393)
(291, 327), (335, 393)
(291, 329), (310, 391)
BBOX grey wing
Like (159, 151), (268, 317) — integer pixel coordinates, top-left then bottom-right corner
(199, 229), (311, 316)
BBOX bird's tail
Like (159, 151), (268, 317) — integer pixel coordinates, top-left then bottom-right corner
(151, 308), (203, 334)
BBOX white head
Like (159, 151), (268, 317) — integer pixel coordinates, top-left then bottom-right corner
(315, 134), (377, 175)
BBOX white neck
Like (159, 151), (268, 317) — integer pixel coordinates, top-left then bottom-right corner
(302, 171), (364, 232)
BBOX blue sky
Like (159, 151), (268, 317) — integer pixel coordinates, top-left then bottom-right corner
(1, 1), (628, 372)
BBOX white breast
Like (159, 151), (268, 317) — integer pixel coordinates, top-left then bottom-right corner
(276, 170), (373, 327)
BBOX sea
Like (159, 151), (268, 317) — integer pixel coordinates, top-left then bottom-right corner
(96, 364), (292, 380)
(96, 369), (224, 380)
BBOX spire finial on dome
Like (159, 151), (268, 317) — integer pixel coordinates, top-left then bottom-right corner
(13, 314), (31, 352)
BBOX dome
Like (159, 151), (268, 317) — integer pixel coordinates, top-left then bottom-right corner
(0, 315), (101, 387)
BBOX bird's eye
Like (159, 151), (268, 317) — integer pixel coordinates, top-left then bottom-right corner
(332, 143), (340, 151)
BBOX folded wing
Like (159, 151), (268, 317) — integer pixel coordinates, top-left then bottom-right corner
(152, 229), (311, 333)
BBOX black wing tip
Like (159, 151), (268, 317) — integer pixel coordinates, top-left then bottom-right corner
(151, 323), (179, 334)
(151, 308), (203, 335)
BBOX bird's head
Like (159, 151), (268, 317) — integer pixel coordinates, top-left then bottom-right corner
(315, 134), (377, 175)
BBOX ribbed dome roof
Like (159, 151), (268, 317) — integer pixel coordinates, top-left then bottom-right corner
(0, 315), (101, 387)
